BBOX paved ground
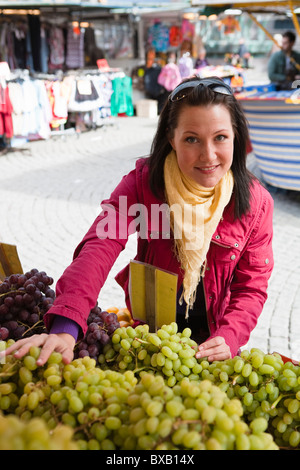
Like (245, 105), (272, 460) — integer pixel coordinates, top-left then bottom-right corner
(0, 112), (299, 360)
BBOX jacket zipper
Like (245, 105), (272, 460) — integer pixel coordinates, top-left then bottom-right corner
(202, 276), (212, 336)
(203, 241), (231, 335)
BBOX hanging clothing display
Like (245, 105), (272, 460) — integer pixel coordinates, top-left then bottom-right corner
(28, 15), (41, 72)
(67, 76), (103, 113)
(169, 25), (183, 48)
(0, 83), (13, 139)
(48, 27), (65, 70)
(0, 9), (134, 141)
(157, 62), (181, 92)
(40, 25), (49, 73)
(0, 15), (133, 73)
(4, 67), (131, 141)
(178, 53), (194, 78)
(148, 22), (170, 53)
(110, 75), (134, 117)
(66, 26), (85, 70)
(13, 25), (27, 69)
(7, 81), (24, 136)
(45, 79), (68, 129)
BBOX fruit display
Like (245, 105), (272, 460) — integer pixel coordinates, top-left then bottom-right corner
(0, 412), (78, 450)
(74, 305), (121, 362)
(0, 270), (299, 450)
(0, 271), (122, 365)
(0, 270), (55, 341)
(107, 307), (134, 328)
(1, 322), (300, 449)
(0, 343), (279, 450)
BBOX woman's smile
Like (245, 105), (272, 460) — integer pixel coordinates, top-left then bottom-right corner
(169, 104), (234, 187)
(195, 164), (220, 173)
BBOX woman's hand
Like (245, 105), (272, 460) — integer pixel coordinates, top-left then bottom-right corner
(195, 336), (231, 361)
(2, 333), (76, 366)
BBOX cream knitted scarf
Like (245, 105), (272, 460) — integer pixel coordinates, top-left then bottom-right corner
(164, 150), (234, 318)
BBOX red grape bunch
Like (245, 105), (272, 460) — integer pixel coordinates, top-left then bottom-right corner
(0, 269), (55, 341)
(74, 304), (120, 362)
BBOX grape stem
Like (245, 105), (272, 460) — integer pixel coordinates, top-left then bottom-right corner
(133, 366), (156, 374)
(232, 374), (240, 385)
(0, 289), (29, 298)
(21, 319), (46, 337)
(0, 361), (19, 378)
(270, 393), (291, 409)
(133, 337), (150, 345)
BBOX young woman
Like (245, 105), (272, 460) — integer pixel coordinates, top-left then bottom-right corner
(4, 77), (274, 364)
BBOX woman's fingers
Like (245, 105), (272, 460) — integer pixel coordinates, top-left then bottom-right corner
(36, 334), (75, 366)
(4, 334), (49, 359)
(196, 336), (231, 361)
(35, 335), (61, 366)
(1, 333), (75, 367)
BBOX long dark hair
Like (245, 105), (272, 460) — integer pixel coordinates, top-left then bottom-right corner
(147, 77), (254, 219)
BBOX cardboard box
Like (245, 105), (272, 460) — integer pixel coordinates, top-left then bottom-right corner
(136, 99), (158, 118)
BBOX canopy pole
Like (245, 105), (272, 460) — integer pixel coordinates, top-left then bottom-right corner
(288, 0), (300, 38)
(247, 10), (300, 71)
(247, 12), (281, 47)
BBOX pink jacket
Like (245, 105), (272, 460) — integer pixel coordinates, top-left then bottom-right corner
(44, 158), (274, 357)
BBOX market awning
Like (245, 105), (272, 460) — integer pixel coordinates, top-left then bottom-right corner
(192, 0), (300, 13)
(191, 1), (300, 48)
(0, 0), (191, 9)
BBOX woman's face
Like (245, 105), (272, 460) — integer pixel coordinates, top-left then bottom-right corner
(169, 104), (234, 188)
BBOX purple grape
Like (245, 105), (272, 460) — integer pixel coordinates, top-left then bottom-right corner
(0, 282), (9, 293)
(74, 303), (120, 363)
(14, 294), (24, 306)
(18, 309), (30, 322)
(92, 330), (101, 341)
(8, 274), (19, 285)
(23, 293), (33, 305)
(28, 314), (39, 326)
(106, 323), (118, 335)
(17, 275), (27, 286)
(0, 305), (9, 316)
(4, 296), (14, 308)
(0, 327), (9, 340)
(77, 341), (88, 351)
(79, 349), (89, 358)
(14, 325), (26, 339)
(88, 344), (99, 356)
(24, 283), (36, 294)
(34, 289), (42, 301)
(100, 331), (110, 345)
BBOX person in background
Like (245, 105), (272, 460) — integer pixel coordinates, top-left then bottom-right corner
(195, 48), (209, 70)
(237, 39), (250, 68)
(268, 30), (300, 89)
(157, 51), (181, 106)
(3, 76), (274, 365)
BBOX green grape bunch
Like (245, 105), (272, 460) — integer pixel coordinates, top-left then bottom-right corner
(1, 321), (300, 450)
(0, 412), (78, 450)
(194, 348), (300, 449)
(115, 373), (278, 450)
(99, 322), (203, 386)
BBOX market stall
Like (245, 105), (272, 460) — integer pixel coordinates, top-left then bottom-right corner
(0, 3), (136, 147)
(0, 1), (300, 454)
(0, 254), (299, 451)
(191, 0), (300, 191)
(236, 85), (300, 191)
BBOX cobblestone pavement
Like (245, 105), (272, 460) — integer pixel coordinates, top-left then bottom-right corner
(0, 116), (299, 359)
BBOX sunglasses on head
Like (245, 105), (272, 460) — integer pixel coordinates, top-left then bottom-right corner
(168, 77), (233, 102)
